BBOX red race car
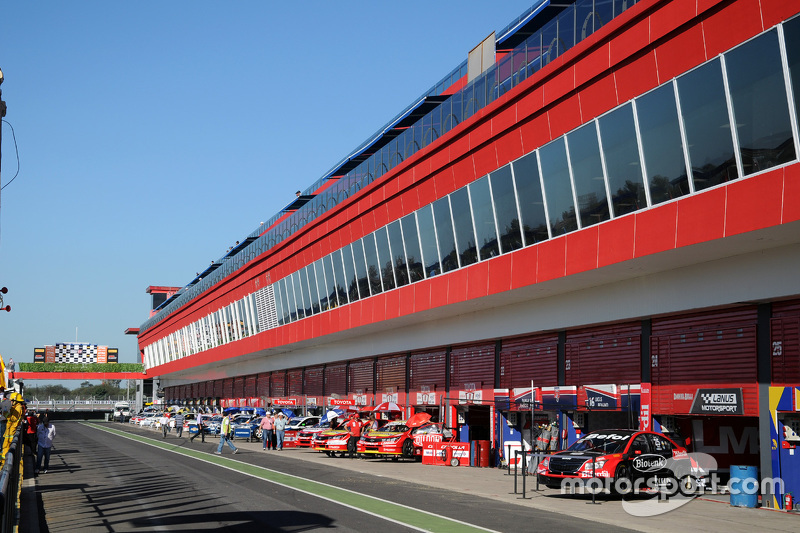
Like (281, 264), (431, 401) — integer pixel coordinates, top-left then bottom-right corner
(536, 429), (694, 495)
(296, 419), (334, 448)
(357, 413), (455, 459)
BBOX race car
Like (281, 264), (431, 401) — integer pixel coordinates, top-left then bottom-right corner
(357, 413), (455, 459)
(296, 419), (334, 448)
(311, 421), (351, 456)
(536, 429), (693, 495)
(282, 416), (321, 448)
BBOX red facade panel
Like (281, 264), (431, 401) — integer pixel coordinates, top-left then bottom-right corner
(325, 363), (347, 396)
(304, 366), (324, 396)
(376, 354), (406, 392)
(288, 369), (303, 396)
(409, 349), (446, 390)
(499, 334), (558, 389)
(271, 371), (286, 398)
(348, 358), (374, 393)
(450, 342), (495, 390)
(565, 323), (641, 386)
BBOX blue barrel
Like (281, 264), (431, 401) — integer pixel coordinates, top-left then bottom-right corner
(730, 465), (759, 508)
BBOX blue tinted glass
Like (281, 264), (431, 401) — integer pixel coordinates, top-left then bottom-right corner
(341, 244), (359, 302)
(539, 139), (579, 235)
(469, 176), (500, 260)
(387, 220), (409, 286)
(677, 59), (737, 190)
(416, 205), (441, 278)
(432, 197), (459, 272)
(450, 188), (478, 266)
(284, 276), (297, 322)
(637, 84), (690, 204)
(362, 234), (382, 295)
(280, 278), (292, 323)
(351, 239), (370, 298)
(304, 265), (318, 316)
(598, 104), (647, 216)
(785, 17), (800, 130)
(314, 259), (329, 311)
(330, 250), (348, 305)
(490, 165), (523, 253)
(291, 272), (306, 319)
(375, 227), (396, 290)
(401, 214), (424, 282)
(512, 152), (549, 244)
(567, 122), (610, 226)
(726, 29), (795, 174)
(274, 282), (286, 326)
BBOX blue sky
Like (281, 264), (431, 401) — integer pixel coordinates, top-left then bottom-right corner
(0, 1), (534, 386)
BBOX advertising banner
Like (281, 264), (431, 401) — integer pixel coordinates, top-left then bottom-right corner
(45, 345), (56, 363)
(34, 348), (45, 363)
(107, 348), (119, 363)
(273, 398), (297, 406)
(690, 388), (744, 415)
(97, 346), (108, 364)
(640, 382), (652, 431)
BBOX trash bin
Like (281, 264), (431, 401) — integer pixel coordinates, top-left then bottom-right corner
(478, 440), (491, 467)
(730, 465), (759, 508)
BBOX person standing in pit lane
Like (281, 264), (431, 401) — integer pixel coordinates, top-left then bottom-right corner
(173, 411), (185, 438)
(274, 413), (287, 450)
(260, 412), (275, 450)
(345, 414), (363, 459)
(190, 413), (206, 443)
(215, 414), (239, 455)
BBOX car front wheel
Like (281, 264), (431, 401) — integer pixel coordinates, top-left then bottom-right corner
(402, 439), (414, 459)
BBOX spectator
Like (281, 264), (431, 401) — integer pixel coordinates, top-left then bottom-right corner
(174, 411), (185, 438)
(260, 413), (275, 451)
(274, 413), (287, 450)
(190, 414), (205, 443)
(160, 413), (169, 438)
(35, 416), (56, 474)
(215, 414), (239, 455)
(24, 408), (38, 456)
(345, 414), (363, 459)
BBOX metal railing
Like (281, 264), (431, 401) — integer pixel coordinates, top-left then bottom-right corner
(0, 425), (23, 533)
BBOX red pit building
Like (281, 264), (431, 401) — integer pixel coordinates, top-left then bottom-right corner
(135, 0), (800, 508)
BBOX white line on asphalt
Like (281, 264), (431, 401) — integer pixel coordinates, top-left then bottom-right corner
(88, 423), (501, 533)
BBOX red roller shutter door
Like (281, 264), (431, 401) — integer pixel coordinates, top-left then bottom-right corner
(450, 342), (494, 390)
(223, 378), (234, 399)
(772, 299), (800, 384)
(499, 334), (558, 389)
(245, 375), (257, 398)
(257, 373), (270, 397)
(650, 307), (757, 414)
(377, 355), (406, 393)
(349, 358), (374, 393)
(288, 369), (303, 396)
(565, 323), (641, 386)
(271, 371), (286, 398)
(233, 376), (245, 398)
(325, 363), (347, 396)
(410, 349), (446, 391)
(213, 379), (224, 398)
(304, 366), (324, 396)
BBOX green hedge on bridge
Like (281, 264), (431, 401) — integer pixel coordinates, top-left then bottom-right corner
(18, 362), (144, 373)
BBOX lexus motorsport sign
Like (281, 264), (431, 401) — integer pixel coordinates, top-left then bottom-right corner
(689, 388), (743, 415)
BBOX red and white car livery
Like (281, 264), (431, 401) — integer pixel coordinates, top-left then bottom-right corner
(283, 416), (321, 448)
(357, 413), (456, 458)
(536, 429), (693, 494)
(296, 420), (333, 448)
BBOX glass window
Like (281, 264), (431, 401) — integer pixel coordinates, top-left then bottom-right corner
(677, 59), (738, 191)
(416, 205), (441, 277)
(323, 254), (338, 309)
(299, 268), (313, 318)
(785, 16), (800, 131)
(598, 104), (647, 216)
(362, 234), (382, 296)
(469, 176), (500, 259)
(489, 165), (523, 253)
(291, 271), (306, 320)
(283, 277), (296, 322)
(387, 220), (409, 286)
(512, 152), (549, 244)
(725, 29), (795, 175)
(401, 214), (425, 282)
(539, 138), (578, 235)
(450, 187), (478, 266)
(305, 264), (320, 315)
(341, 244), (359, 302)
(330, 250), (348, 305)
(314, 259), (329, 311)
(636, 84), (690, 204)
(432, 196), (459, 272)
(351, 238), (370, 299)
(274, 282), (286, 326)
(375, 227), (396, 290)
(567, 122), (610, 226)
